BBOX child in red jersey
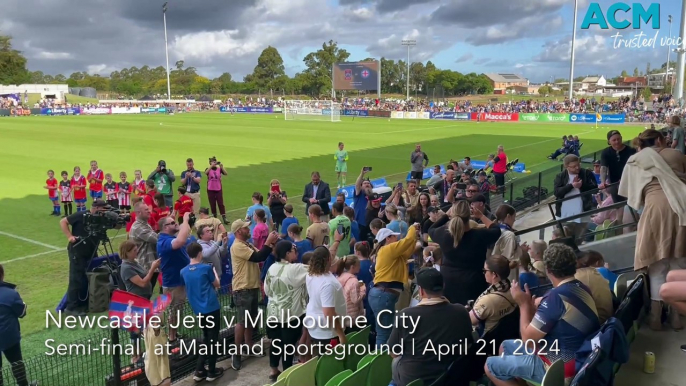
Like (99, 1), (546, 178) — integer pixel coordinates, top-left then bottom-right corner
(87, 160), (104, 201)
(151, 193), (170, 231)
(104, 173), (119, 209)
(71, 166), (87, 212)
(133, 170), (146, 197)
(173, 186), (193, 224)
(44, 170), (60, 216)
(117, 172), (133, 214)
(59, 171), (73, 217)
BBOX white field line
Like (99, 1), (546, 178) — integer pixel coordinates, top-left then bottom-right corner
(3, 233), (127, 264)
(0, 230), (61, 250)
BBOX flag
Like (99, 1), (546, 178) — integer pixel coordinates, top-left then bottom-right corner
(152, 294), (172, 315)
(596, 113), (602, 120)
(109, 290), (150, 332)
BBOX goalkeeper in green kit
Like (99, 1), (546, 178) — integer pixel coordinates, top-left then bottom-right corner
(334, 142), (348, 189)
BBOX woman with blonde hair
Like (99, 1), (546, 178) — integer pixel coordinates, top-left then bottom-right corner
(268, 179), (288, 232)
(619, 128), (686, 330)
(492, 204), (527, 282)
(385, 203), (408, 238)
(429, 200), (502, 305)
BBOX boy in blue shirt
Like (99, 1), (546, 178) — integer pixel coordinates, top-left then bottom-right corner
(280, 204), (299, 238)
(182, 243), (224, 382)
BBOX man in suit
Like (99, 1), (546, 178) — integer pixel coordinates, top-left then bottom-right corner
(302, 171), (331, 223)
(553, 154), (598, 242)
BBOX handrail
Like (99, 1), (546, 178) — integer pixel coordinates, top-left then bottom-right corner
(514, 201), (630, 236)
(545, 181), (620, 222)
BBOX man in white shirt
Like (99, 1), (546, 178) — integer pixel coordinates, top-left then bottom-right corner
(552, 155), (598, 240)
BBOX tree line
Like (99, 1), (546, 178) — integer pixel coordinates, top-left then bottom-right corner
(1, 35), (494, 98)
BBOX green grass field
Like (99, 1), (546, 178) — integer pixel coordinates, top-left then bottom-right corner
(0, 112), (621, 358)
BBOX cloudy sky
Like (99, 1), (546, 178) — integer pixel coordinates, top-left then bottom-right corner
(0, 0), (682, 83)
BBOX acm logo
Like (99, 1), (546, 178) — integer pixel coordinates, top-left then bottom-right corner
(581, 2), (660, 30)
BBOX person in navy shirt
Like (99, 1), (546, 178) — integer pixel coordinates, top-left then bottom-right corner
(182, 243), (224, 382)
(180, 158), (202, 215)
(486, 244), (600, 385)
(157, 212), (192, 342)
(353, 168), (373, 243)
(0, 264), (33, 386)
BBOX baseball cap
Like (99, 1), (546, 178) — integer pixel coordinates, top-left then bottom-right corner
(606, 130), (621, 141)
(426, 206), (440, 214)
(369, 193), (383, 202)
(593, 159), (600, 165)
(375, 228), (400, 243)
(92, 199), (108, 208)
(416, 268), (444, 292)
(199, 207), (210, 215)
(230, 219), (251, 233)
(158, 160), (167, 167)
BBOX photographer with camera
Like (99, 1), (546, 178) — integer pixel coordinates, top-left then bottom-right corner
(181, 158), (202, 214)
(59, 199), (109, 316)
(205, 157), (228, 225)
(157, 212), (194, 342)
(148, 160), (176, 208)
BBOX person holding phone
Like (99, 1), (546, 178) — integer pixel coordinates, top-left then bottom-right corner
(197, 224), (229, 271)
(328, 202), (351, 257)
(410, 144), (429, 181)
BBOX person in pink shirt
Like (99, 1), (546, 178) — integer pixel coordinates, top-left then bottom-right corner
(591, 193), (616, 225)
(333, 255), (367, 334)
(252, 209), (269, 249)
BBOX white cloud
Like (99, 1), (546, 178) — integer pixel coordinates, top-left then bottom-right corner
(87, 64), (117, 75)
(350, 7), (374, 21)
(36, 51), (72, 59)
(171, 30), (264, 63)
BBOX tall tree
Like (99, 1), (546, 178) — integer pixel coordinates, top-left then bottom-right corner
(620, 70), (628, 77)
(303, 40), (350, 96)
(249, 46), (286, 91)
(0, 35), (30, 84)
(633, 67), (639, 76)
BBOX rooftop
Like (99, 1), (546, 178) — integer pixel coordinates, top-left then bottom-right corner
(485, 73), (528, 83)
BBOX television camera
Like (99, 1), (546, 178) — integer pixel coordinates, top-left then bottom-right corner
(82, 206), (130, 241)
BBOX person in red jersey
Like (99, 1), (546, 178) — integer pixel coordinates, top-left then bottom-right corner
(173, 186), (194, 223)
(151, 193), (170, 232)
(142, 179), (158, 212)
(59, 171), (73, 217)
(71, 166), (88, 212)
(87, 160), (104, 201)
(104, 173), (119, 209)
(117, 172), (133, 214)
(44, 169), (60, 216)
(133, 170), (146, 197)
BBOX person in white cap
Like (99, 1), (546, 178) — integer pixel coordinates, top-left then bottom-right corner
(368, 223), (420, 346)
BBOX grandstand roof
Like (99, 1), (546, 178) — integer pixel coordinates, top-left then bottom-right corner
(581, 76), (604, 83)
(484, 73), (528, 83)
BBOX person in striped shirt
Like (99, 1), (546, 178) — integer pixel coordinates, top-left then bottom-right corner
(118, 172), (133, 214)
(59, 171), (73, 217)
(104, 173), (118, 209)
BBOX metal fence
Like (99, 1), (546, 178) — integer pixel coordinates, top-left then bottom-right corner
(1, 286), (265, 386)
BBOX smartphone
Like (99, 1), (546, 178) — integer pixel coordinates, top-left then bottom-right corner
(363, 166), (372, 172)
(396, 182), (403, 189)
(456, 183), (467, 190)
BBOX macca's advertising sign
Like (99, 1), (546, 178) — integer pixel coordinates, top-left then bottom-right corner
(471, 112), (519, 121)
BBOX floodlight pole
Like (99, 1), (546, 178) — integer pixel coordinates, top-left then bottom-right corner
(401, 40), (416, 102)
(675, 0), (686, 103)
(163, 3), (171, 101)
(665, 15), (673, 89)
(568, 0), (578, 101)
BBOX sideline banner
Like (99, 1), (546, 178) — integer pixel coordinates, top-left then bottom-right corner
(342, 109), (369, 116)
(519, 113), (569, 122)
(0, 109), (10, 116)
(390, 111), (404, 119)
(569, 113), (596, 123)
(419, 112), (431, 119)
(430, 112), (471, 120)
(219, 106), (273, 113)
(471, 112), (519, 121)
(368, 110), (391, 118)
(82, 107), (111, 115)
(111, 106), (141, 114)
(599, 114), (625, 124)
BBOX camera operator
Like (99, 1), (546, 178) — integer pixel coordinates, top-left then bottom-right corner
(157, 212), (193, 342)
(59, 199), (108, 316)
(129, 201), (160, 291)
(149, 160), (176, 208)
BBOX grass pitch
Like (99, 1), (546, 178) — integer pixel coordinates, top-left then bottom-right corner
(0, 112), (619, 356)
